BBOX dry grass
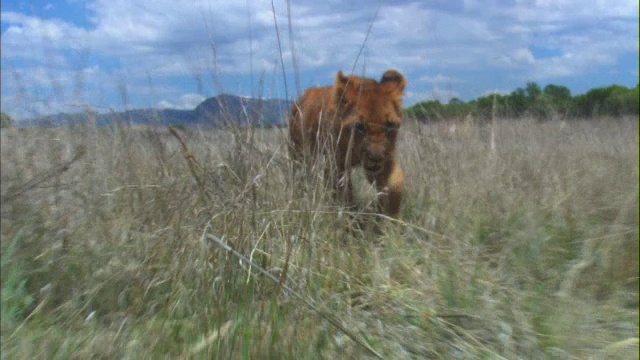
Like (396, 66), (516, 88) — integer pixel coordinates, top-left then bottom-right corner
(1, 117), (638, 359)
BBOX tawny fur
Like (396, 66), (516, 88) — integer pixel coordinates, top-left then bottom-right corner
(288, 70), (407, 217)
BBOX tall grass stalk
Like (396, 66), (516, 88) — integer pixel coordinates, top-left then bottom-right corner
(1, 116), (637, 358)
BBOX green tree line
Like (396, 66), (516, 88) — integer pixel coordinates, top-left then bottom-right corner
(1, 112), (14, 128)
(406, 82), (639, 121)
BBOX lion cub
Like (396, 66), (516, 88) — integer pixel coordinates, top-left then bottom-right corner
(288, 70), (406, 217)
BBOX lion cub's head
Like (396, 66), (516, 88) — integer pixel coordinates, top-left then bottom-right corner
(332, 70), (407, 176)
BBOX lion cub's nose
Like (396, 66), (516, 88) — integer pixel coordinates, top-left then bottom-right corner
(367, 152), (385, 164)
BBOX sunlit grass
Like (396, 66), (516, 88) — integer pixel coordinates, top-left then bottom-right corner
(1, 117), (638, 358)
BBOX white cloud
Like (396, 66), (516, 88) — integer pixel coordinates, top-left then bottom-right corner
(506, 0), (638, 23)
(3, 1), (636, 76)
(481, 88), (511, 97)
(497, 48), (536, 67)
(1, 12), (90, 61)
(1, 0), (638, 118)
(512, 48), (535, 65)
(406, 88), (460, 104)
(418, 74), (465, 84)
(531, 51), (615, 79)
(157, 93), (206, 110)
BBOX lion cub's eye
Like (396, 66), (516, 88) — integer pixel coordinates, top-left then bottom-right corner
(354, 123), (367, 134)
(385, 122), (399, 134)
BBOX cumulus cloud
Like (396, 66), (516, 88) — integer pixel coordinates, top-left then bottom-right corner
(157, 93), (206, 110)
(1, 0), (638, 119)
(481, 88), (512, 97)
(418, 74), (465, 84)
(406, 88), (461, 105)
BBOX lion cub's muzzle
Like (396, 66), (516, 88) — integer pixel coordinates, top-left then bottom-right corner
(363, 151), (386, 176)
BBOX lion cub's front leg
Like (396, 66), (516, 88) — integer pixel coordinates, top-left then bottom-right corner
(383, 162), (404, 217)
(328, 165), (356, 210)
(371, 161), (404, 217)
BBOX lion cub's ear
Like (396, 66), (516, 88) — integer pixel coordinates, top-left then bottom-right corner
(334, 71), (349, 95)
(335, 70), (348, 87)
(333, 70), (352, 108)
(380, 70), (406, 94)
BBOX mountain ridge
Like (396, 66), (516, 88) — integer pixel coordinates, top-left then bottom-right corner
(18, 94), (293, 128)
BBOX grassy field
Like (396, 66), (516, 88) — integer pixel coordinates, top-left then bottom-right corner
(1, 117), (638, 359)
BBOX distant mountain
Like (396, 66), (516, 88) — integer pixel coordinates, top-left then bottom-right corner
(19, 94), (293, 128)
(194, 94), (292, 127)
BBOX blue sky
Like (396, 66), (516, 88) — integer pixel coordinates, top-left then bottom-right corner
(1, 0), (638, 120)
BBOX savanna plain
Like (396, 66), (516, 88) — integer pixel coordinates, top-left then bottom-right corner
(1, 116), (638, 359)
